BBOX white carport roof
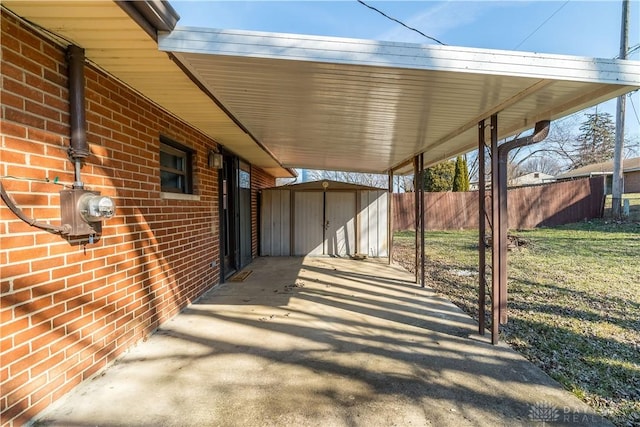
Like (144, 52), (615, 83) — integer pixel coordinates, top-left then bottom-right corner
(159, 27), (640, 174)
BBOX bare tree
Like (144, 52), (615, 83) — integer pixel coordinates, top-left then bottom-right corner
(519, 156), (564, 175)
(395, 175), (414, 192)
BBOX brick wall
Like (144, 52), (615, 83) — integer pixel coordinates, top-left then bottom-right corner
(625, 170), (640, 193)
(250, 166), (276, 257)
(1, 11), (222, 426)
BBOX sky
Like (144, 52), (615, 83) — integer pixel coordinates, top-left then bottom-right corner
(170, 0), (640, 141)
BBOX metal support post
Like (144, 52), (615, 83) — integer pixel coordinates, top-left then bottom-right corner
(388, 170), (393, 265)
(478, 120), (486, 335)
(498, 145), (509, 325)
(490, 114), (500, 345)
(419, 153), (426, 288)
(414, 157), (420, 284)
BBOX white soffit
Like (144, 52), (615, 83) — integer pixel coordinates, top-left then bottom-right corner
(2, 1), (294, 178)
(159, 27), (640, 174)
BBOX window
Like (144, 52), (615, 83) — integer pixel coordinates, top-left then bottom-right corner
(239, 163), (251, 189)
(160, 136), (193, 194)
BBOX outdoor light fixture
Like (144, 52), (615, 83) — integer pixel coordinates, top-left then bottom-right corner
(322, 181), (329, 189)
(208, 150), (223, 169)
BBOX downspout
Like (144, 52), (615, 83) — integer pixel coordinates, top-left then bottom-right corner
(495, 120), (550, 326)
(67, 45), (90, 188)
(0, 45), (89, 234)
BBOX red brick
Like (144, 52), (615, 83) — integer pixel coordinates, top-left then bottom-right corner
(0, 334), (13, 353)
(51, 264), (81, 280)
(4, 106), (46, 128)
(1, 286), (27, 307)
(1, 90), (25, 110)
(8, 246), (48, 264)
(27, 127), (65, 146)
(2, 135), (44, 154)
(29, 254), (64, 272)
(25, 99), (62, 122)
(3, 76), (44, 103)
(20, 43), (56, 70)
(52, 307), (82, 329)
(15, 294), (52, 316)
(13, 320), (51, 348)
(1, 396), (29, 425)
(1, 318), (29, 338)
(43, 67), (67, 87)
(14, 272), (51, 291)
(31, 304), (65, 327)
(2, 45), (42, 76)
(0, 120), (27, 138)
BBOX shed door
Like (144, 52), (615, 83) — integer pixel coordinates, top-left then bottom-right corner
(294, 192), (324, 256)
(324, 192), (356, 256)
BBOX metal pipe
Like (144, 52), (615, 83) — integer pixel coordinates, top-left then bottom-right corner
(494, 119), (551, 330)
(414, 157), (419, 284)
(498, 150), (509, 325)
(67, 45), (89, 188)
(419, 153), (425, 288)
(478, 120), (486, 335)
(0, 181), (68, 234)
(388, 170), (393, 265)
(490, 114), (500, 345)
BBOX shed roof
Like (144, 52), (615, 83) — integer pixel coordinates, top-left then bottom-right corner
(264, 180), (385, 192)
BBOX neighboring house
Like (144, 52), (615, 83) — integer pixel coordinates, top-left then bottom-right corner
(556, 157), (640, 193)
(509, 172), (556, 187)
(1, 2), (638, 426)
(469, 172), (555, 190)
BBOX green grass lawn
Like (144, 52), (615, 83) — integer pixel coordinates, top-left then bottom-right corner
(393, 220), (640, 426)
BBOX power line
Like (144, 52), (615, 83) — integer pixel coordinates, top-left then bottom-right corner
(356, 0), (446, 46)
(513, 0), (570, 50)
(615, 43), (640, 59)
(629, 92), (640, 126)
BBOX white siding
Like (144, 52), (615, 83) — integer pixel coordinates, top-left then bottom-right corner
(261, 188), (388, 257)
(260, 190), (290, 256)
(294, 192), (324, 256)
(358, 191), (388, 257)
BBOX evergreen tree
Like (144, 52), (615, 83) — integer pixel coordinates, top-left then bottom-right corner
(452, 155), (470, 191)
(572, 111), (615, 168)
(424, 160), (455, 192)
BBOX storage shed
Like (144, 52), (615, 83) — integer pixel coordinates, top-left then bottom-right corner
(261, 181), (388, 257)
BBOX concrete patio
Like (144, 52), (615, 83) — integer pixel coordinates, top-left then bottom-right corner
(34, 257), (610, 426)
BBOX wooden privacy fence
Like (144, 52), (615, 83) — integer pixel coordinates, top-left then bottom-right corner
(393, 177), (605, 231)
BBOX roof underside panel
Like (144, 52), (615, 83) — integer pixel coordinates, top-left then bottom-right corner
(3, 1), (294, 178)
(160, 27), (640, 174)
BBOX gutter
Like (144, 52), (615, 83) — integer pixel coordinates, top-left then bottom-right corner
(115, 0), (180, 41)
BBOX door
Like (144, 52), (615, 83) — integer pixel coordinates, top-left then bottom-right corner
(294, 192), (324, 256)
(220, 155), (236, 278)
(324, 192), (356, 256)
(220, 156), (253, 278)
(238, 163), (252, 268)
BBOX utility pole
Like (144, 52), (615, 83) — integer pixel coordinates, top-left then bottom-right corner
(612, 0), (629, 218)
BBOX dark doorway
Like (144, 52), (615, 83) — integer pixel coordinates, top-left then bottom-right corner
(238, 162), (252, 268)
(220, 154), (253, 280)
(220, 154), (236, 279)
